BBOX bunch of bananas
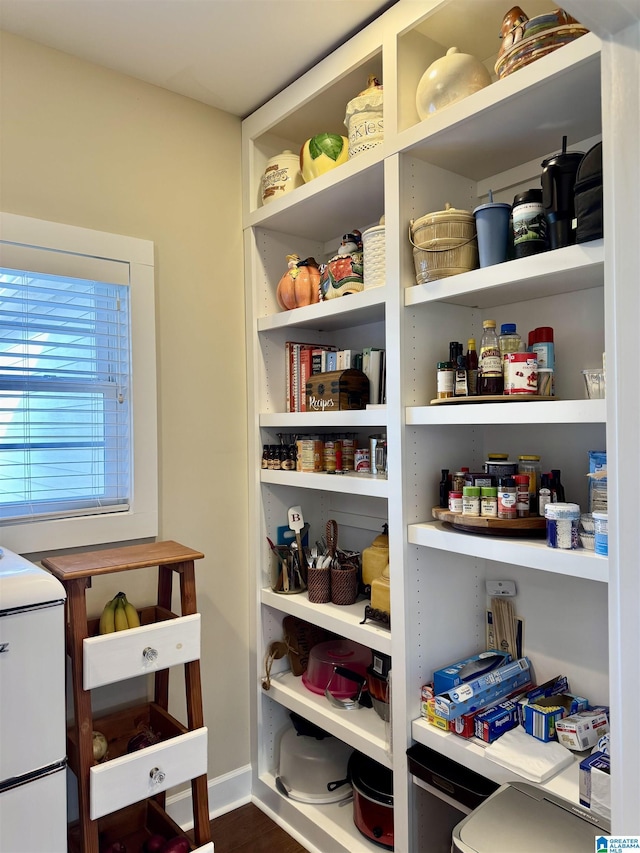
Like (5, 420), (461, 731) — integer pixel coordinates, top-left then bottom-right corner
(99, 592), (141, 634)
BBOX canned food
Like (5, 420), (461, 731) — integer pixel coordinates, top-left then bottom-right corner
(504, 352), (538, 395)
(354, 449), (371, 473)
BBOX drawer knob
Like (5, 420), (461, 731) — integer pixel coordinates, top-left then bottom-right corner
(149, 767), (166, 784)
(143, 646), (159, 662)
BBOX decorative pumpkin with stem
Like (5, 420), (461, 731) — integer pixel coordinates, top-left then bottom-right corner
(276, 254), (321, 310)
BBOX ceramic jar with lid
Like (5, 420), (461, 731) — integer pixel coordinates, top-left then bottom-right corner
(260, 150), (303, 206)
(344, 75), (384, 158)
(416, 47), (492, 120)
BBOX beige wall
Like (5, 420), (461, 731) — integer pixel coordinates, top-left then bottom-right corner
(0, 31), (250, 781)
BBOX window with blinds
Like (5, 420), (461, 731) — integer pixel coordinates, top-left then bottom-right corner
(0, 212), (157, 554)
(0, 270), (131, 522)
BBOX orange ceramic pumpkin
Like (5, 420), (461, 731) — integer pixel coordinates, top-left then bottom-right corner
(276, 255), (321, 310)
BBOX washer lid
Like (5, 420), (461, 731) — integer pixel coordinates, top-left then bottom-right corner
(0, 547), (66, 612)
(453, 782), (610, 853)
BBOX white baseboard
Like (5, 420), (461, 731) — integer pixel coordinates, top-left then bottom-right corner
(166, 764), (252, 829)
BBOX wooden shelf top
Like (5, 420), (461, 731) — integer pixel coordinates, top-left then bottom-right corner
(42, 540), (204, 581)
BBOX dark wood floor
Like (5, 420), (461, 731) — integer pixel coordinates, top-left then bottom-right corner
(206, 803), (309, 853)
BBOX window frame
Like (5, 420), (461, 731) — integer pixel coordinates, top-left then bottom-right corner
(0, 212), (158, 554)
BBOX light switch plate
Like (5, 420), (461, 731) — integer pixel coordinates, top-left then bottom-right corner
(486, 579), (517, 596)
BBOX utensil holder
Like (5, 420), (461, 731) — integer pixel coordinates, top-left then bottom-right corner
(271, 549), (306, 594)
(331, 566), (358, 606)
(307, 566), (331, 603)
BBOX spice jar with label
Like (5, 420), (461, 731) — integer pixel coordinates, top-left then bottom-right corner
(498, 477), (517, 519)
(481, 486), (498, 517)
(514, 474), (530, 518)
(462, 486), (481, 517)
(448, 491), (463, 513)
(437, 361), (455, 398)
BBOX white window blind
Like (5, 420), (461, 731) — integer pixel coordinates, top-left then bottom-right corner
(0, 213), (157, 554)
(0, 268), (131, 523)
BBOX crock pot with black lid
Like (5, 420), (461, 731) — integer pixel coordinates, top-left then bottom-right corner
(349, 751), (394, 850)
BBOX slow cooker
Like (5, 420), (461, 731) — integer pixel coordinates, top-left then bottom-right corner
(349, 751), (394, 850)
(276, 722), (353, 805)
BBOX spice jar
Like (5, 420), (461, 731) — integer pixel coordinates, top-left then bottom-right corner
(497, 477), (517, 519)
(462, 486), (481, 516)
(437, 361), (455, 398)
(592, 511), (608, 555)
(481, 486), (498, 517)
(545, 502), (580, 549)
(448, 491), (463, 513)
(514, 474), (530, 518)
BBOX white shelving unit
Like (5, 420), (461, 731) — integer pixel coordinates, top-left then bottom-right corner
(243, 1), (640, 849)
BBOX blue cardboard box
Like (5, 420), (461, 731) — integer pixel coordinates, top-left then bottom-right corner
(474, 700), (519, 743)
(433, 650), (511, 696)
(434, 657), (531, 721)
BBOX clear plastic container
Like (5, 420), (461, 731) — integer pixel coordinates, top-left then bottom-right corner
(592, 511), (608, 555)
(544, 502), (580, 549)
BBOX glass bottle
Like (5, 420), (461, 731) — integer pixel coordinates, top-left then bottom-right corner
(436, 361), (454, 399)
(538, 473), (552, 516)
(466, 338), (478, 396)
(479, 319), (504, 395)
(454, 353), (468, 396)
(551, 469), (566, 502)
(439, 469), (450, 508)
(261, 444), (269, 469)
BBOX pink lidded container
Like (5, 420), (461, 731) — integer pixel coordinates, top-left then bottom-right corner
(302, 639), (371, 698)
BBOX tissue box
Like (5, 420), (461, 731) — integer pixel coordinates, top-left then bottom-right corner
(556, 709), (609, 751)
(579, 751), (611, 819)
(433, 651), (511, 696)
(434, 658), (531, 721)
(474, 700), (520, 743)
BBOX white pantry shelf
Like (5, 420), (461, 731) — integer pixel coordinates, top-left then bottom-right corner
(408, 521), (608, 583)
(411, 718), (582, 807)
(257, 285), (386, 333)
(261, 587), (392, 655)
(265, 670), (390, 769)
(404, 241), (604, 311)
(261, 469), (389, 498)
(260, 407), (388, 429)
(406, 398), (606, 426)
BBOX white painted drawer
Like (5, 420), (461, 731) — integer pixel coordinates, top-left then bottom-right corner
(83, 613), (200, 689)
(194, 845), (214, 853)
(90, 726), (207, 819)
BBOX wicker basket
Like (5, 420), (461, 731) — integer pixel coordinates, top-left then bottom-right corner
(307, 566), (331, 603)
(331, 566), (358, 606)
(362, 225), (385, 289)
(410, 204), (478, 283)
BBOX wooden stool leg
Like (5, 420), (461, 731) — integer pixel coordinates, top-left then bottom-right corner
(67, 578), (99, 853)
(154, 564), (173, 711)
(179, 562), (211, 846)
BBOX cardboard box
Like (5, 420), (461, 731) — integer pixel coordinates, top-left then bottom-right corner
(556, 709), (609, 751)
(579, 751), (611, 820)
(449, 683), (533, 739)
(474, 700), (520, 743)
(433, 650), (511, 696)
(425, 697), (449, 731)
(517, 678), (587, 725)
(523, 702), (566, 742)
(434, 658), (531, 721)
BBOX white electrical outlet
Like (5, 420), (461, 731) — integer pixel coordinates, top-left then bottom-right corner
(486, 580), (517, 597)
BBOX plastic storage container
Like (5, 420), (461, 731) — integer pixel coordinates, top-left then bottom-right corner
(301, 639), (371, 697)
(544, 502), (580, 549)
(592, 511), (608, 555)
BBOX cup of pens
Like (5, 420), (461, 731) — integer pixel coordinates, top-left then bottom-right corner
(270, 544), (307, 594)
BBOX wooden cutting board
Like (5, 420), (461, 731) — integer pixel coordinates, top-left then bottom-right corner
(432, 506), (546, 537)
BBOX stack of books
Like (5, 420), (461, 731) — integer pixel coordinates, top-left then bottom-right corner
(286, 341), (386, 411)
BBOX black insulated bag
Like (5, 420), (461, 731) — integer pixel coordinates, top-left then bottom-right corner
(574, 142), (603, 243)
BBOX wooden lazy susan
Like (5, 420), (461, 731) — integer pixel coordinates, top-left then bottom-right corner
(432, 507), (546, 537)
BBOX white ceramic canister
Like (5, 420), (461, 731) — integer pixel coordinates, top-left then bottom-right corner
(261, 150), (303, 206)
(344, 76), (384, 158)
(416, 47), (492, 120)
